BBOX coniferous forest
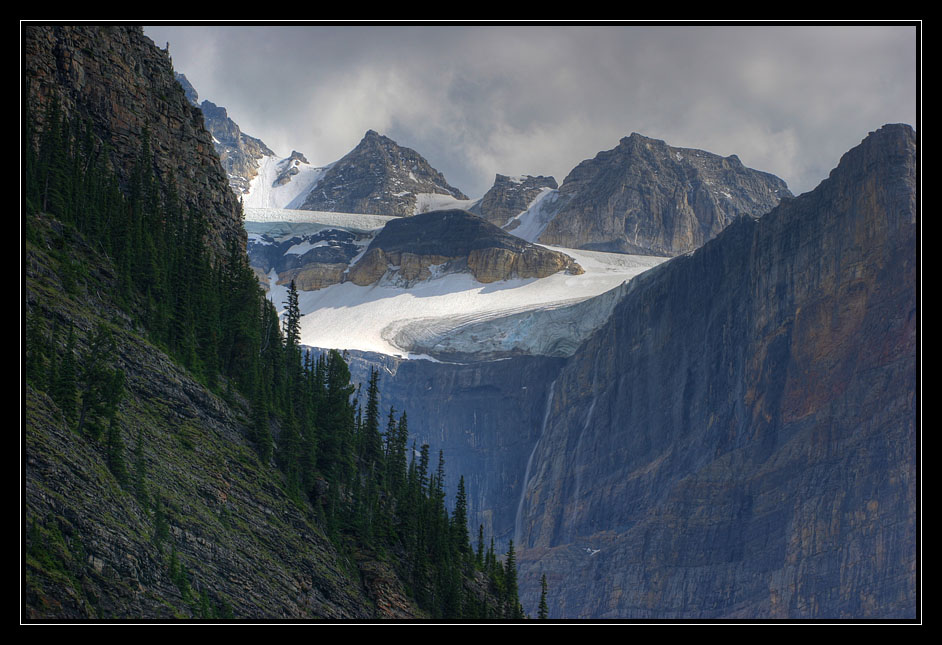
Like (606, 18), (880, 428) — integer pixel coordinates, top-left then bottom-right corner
(24, 95), (528, 620)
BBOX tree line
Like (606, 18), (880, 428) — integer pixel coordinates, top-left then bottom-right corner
(24, 97), (534, 619)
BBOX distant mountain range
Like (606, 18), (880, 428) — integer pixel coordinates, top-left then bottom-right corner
(182, 72), (792, 258)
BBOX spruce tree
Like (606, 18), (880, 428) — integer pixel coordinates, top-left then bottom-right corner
(538, 573), (549, 619)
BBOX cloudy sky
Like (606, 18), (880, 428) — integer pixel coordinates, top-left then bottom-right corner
(143, 23), (917, 199)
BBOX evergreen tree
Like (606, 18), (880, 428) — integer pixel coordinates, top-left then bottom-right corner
(451, 475), (470, 561)
(52, 324), (78, 427)
(538, 573), (549, 619)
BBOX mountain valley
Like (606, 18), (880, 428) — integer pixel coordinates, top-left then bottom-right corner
(23, 25), (919, 622)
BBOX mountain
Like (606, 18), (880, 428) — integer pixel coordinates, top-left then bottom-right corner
(23, 25), (509, 621)
(24, 27), (244, 264)
(174, 73), (328, 210)
(513, 123), (917, 619)
(350, 124), (916, 619)
(346, 209), (583, 287)
(529, 132), (792, 256)
(469, 174), (558, 228)
(198, 99), (276, 195)
(298, 129), (470, 215)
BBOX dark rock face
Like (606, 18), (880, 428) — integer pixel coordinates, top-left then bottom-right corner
(345, 209), (582, 285)
(299, 130), (467, 215)
(249, 228), (367, 291)
(514, 124), (917, 618)
(23, 25), (426, 621)
(174, 72), (199, 106)
(538, 132), (792, 256)
(199, 100), (275, 194)
(23, 25), (246, 263)
(470, 174), (558, 228)
(343, 351), (567, 547)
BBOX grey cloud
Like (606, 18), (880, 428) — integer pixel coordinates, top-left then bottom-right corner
(145, 24), (916, 198)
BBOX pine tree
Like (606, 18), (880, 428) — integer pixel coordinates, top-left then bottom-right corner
(283, 279), (301, 353)
(451, 475), (470, 562)
(538, 573), (549, 619)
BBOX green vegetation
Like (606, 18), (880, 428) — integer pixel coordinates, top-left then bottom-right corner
(24, 97), (525, 619)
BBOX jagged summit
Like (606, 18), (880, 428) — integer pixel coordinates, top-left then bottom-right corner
(298, 130), (469, 216)
(534, 131), (792, 256)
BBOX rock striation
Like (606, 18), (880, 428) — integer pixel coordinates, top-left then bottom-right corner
(345, 209), (583, 286)
(23, 26), (246, 264)
(299, 130), (468, 216)
(537, 132), (792, 256)
(513, 124), (917, 618)
(470, 174), (558, 228)
(342, 125), (917, 620)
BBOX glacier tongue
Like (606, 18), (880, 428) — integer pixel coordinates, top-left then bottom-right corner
(247, 209), (668, 361)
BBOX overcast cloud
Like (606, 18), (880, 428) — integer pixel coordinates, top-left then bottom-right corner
(143, 24), (917, 198)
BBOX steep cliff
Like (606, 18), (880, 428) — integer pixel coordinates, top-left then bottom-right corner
(199, 99), (276, 195)
(514, 124), (917, 618)
(537, 132), (791, 256)
(23, 26), (246, 263)
(23, 25), (502, 621)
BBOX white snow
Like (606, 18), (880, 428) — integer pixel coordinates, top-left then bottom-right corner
(412, 192), (475, 215)
(285, 240), (331, 255)
(503, 188), (562, 242)
(244, 207), (397, 233)
(241, 154), (330, 210)
(261, 235), (666, 360)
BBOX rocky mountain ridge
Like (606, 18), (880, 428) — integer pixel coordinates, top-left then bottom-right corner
(298, 129), (469, 216)
(536, 132), (792, 255)
(343, 123), (917, 620)
(23, 25), (505, 621)
(24, 26), (245, 263)
(469, 174), (558, 228)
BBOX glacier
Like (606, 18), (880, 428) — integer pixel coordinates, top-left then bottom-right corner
(245, 207), (668, 362)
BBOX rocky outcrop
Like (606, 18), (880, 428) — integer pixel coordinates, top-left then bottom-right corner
(514, 124), (917, 618)
(273, 150), (310, 187)
(249, 228), (368, 291)
(299, 130), (467, 216)
(199, 100), (276, 194)
(537, 132), (791, 256)
(345, 209), (583, 286)
(174, 72), (199, 106)
(23, 26), (246, 264)
(470, 174), (558, 228)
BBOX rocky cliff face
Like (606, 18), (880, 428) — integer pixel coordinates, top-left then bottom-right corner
(299, 130), (468, 215)
(470, 174), (558, 228)
(513, 124), (917, 618)
(345, 209), (583, 286)
(537, 132), (792, 256)
(23, 26), (246, 263)
(198, 99), (276, 195)
(343, 351), (566, 548)
(22, 25), (433, 621)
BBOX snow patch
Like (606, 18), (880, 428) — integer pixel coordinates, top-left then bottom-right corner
(412, 192), (475, 215)
(242, 154), (330, 210)
(503, 188), (561, 242)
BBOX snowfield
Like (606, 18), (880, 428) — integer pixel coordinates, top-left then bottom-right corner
(242, 154), (331, 210)
(245, 208), (668, 362)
